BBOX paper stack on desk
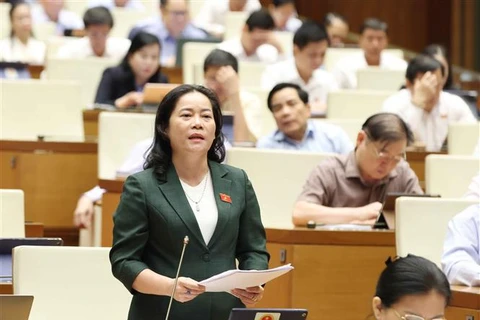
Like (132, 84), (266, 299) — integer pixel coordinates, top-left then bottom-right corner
(200, 264), (294, 292)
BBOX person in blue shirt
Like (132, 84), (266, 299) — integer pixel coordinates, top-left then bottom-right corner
(442, 204), (480, 287)
(128, 0), (208, 66)
(256, 82), (353, 154)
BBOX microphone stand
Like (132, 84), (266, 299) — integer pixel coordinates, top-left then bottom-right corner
(165, 236), (189, 320)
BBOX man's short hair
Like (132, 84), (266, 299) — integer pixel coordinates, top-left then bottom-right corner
(245, 9), (275, 32)
(323, 12), (347, 27)
(272, 0), (295, 7)
(405, 54), (443, 84)
(359, 18), (388, 35)
(83, 6), (114, 29)
(267, 83), (309, 112)
(362, 113), (414, 145)
(293, 20), (329, 50)
(203, 49), (239, 73)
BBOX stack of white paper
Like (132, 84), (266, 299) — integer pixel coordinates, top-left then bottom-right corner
(199, 264), (294, 292)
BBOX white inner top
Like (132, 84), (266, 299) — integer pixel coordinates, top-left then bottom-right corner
(180, 172), (218, 245)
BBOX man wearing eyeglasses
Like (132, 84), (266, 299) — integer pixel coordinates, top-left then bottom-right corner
(128, 0), (208, 66)
(292, 113), (423, 227)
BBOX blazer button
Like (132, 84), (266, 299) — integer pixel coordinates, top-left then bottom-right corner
(202, 253), (210, 262)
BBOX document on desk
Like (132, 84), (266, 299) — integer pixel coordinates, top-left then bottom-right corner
(200, 264), (294, 292)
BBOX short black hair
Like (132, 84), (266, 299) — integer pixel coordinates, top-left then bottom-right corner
(406, 54), (443, 84)
(83, 6), (114, 29)
(267, 83), (309, 112)
(362, 113), (414, 145)
(422, 44), (454, 89)
(293, 20), (329, 50)
(203, 49), (238, 74)
(323, 12), (348, 27)
(245, 9), (275, 32)
(159, 0), (167, 7)
(360, 18), (388, 35)
(375, 255), (451, 308)
(272, 0), (295, 7)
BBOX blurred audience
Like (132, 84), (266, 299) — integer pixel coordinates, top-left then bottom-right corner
(0, 1), (46, 64)
(193, 0), (261, 38)
(323, 12), (349, 47)
(56, 6), (130, 60)
(332, 18), (407, 89)
(88, 0), (145, 10)
(218, 9), (284, 63)
(31, 0), (84, 35)
(94, 31), (168, 108)
(128, 0), (207, 66)
(268, 0), (302, 32)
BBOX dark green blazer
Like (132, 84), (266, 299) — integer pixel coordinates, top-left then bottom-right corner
(110, 161), (270, 320)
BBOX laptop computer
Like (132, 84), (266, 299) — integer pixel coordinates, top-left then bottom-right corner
(373, 193), (441, 229)
(228, 308), (308, 320)
(0, 295), (34, 320)
(0, 62), (31, 79)
(0, 238), (63, 283)
(142, 83), (181, 111)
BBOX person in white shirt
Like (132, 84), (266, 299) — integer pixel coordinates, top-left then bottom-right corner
(56, 6), (130, 60)
(442, 204), (480, 287)
(332, 17), (407, 89)
(193, 0), (261, 38)
(382, 54), (476, 151)
(217, 9), (284, 64)
(261, 21), (338, 112)
(31, 0), (84, 35)
(267, 0), (302, 33)
(323, 12), (349, 48)
(0, 2), (46, 64)
(88, 0), (145, 10)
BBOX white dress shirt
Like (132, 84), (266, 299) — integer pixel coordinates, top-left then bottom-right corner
(382, 89), (476, 151)
(56, 37), (131, 61)
(442, 204), (480, 287)
(217, 37), (279, 63)
(193, 0), (261, 36)
(31, 5), (84, 35)
(0, 36), (46, 64)
(332, 51), (407, 89)
(87, 0), (145, 10)
(261, 57), (338, 105)
(180, 172), (218, 245)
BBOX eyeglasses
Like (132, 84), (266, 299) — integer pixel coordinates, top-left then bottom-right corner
(366, 137), (406, 164)
(393, 308), (447, 320)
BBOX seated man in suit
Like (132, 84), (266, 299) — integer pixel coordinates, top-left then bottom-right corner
(332, 17), (407, 89)
(382, 54), (476, 152)
(442, 204), (480, 287)
(193, 0), (261, 38)
(56, 6), (130, 60)
(128, 0), (208, 66)
(217, 9), (284, 64)
(292, 113), (423, 227)
(257, 82), (352, 153)
(261, 21), (338, 112)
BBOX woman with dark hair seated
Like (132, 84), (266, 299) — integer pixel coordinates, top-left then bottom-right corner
(109, 84), (269, 320)
(94, 31), (168, 108)
(372, 254), (451, 320)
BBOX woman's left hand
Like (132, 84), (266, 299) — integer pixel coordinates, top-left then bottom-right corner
(231, 286), (264, 306)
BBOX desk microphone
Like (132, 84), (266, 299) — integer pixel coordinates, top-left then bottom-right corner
(165, 235), (189, 320)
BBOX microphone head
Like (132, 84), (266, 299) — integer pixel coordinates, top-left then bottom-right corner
(183, 236), (189, 245)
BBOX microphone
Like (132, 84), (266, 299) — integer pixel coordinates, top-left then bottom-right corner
(165, 236), (189, 320)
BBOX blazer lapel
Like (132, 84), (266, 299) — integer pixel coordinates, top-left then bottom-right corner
(157, 165), (207, 248)
(208, 161), (232, 248)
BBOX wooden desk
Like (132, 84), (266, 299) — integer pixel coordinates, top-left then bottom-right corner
(99, 179), (124, 247)
(0, 140), (98, 241)
(447, 285), (480, 319)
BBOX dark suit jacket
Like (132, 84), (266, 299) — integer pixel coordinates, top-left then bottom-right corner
(94, 65), (168, 106)
(110, 161), (270, 320)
